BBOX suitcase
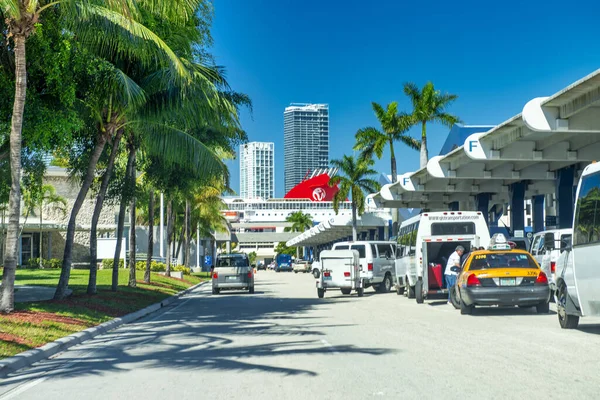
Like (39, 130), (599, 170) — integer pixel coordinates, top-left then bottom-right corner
(428, 263), (443, 289)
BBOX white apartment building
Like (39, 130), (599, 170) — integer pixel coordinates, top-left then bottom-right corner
(239, 142), (275, 200)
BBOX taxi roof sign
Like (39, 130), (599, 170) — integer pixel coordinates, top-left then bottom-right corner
(489, 233), (511, 250)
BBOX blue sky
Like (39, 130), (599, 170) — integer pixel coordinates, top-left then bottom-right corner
(211, 0), (600, 197)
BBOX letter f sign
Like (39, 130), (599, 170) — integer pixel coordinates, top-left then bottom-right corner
(469, 141), (478, 152)
(403, 178), (409, 185)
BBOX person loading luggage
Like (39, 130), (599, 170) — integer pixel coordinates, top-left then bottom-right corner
(445, 245), (464, 304)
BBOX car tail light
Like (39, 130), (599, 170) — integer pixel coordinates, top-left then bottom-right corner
(323, 271), (331, 277)
(212, 272), (218, 279)
(247, 272), (253, 278)
(344, 272), (350, 277)
(550, 262), (556, 274)
(467, 274), (481, 287)
(536, 271), (548, 285)
(368, 263), (373, 271)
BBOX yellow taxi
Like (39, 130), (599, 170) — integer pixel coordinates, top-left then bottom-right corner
(451, 234), (551, 315)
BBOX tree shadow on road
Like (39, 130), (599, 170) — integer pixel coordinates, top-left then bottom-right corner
(4, 289), (395, 385)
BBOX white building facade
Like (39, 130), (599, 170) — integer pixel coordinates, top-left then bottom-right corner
(283, 103), (329, 193)
(239, 142), (275, 200)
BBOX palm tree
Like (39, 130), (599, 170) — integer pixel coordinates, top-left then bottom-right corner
(328, 155), (380, 241)
(23, 184), (67, 268)
(403, 82), (461, 168)
(284, 211), (313, 259)
(354, 102), (419, 183)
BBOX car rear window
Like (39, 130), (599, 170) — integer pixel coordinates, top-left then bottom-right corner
(216, 256), (249, 267)
(335, 245), (349, 250)
(469, 253), (537, 270)
(350, 245), (366, 258)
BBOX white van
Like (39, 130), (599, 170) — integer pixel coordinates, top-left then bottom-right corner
(330, 241), (396, 293)
(530, 229), (573, 294)
(554, 162), (600, 329)
(395, 211), (491, 303)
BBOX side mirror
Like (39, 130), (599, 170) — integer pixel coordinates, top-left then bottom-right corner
(251, 264), (256, 268)
(560, 239), (572, 252)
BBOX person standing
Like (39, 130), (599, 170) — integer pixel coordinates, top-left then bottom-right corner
(445, 245), (465, 304)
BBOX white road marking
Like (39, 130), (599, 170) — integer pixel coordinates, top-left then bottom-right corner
(0, 376), (48, 400)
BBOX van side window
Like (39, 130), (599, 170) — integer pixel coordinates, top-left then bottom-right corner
(574, 171), (600, 246)
(371, 244), (378, 258)
(350, 245), (366, 258)
(336, 245), (349, 250)
(376, 244), (392, 258)
(530, 236), (541, 255)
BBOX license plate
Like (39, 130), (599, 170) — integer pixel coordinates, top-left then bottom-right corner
(500, 278), (516, 286)
(226, 276), (238, 281)
(323, 276), (332, 281)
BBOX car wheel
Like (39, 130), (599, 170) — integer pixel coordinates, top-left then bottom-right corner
(449, 286), (460, 309)
(317, 288), (325, 299)
(357, 288), (364, 297)
(379, 273), (392, 293)
(249, 286), (255, 294)
(313, 269), (320, 278)
(294, 271), (298, 274)
(396, 282), (405, 296)
(341, 288), (352, 295)
(407, 281), (415, 299)
(557, 284), (580, 329)
(536, 302), (549, 314)
(212, 287), (220, 295)
(415, 280), (424, 304)
(460, 294), (473, 315)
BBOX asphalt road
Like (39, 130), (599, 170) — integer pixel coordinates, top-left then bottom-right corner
(2, 271), (600, 400)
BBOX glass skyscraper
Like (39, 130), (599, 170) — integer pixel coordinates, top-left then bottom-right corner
(240, 142), (275, 200)
(283, 103), (329, 194)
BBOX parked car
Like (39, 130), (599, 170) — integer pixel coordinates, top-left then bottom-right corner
(293, 260), (312, 273)
(212, 253), (254, 295)
(256, 262), (267, 271)
(451, 234), (550, 315)
(530, 229), (572, 295)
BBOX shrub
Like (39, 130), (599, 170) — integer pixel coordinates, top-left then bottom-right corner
(26, 258), (62, 269)
(173, 265), (191, 276)
(101, 258), (124, 270)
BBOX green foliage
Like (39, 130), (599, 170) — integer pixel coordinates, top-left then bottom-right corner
(173, 265), (191, 275)
(26, 258), (62, 269)
(329, 155), (381, 216)
(248, 251), (257, 266)
(284, 211), (313, 233)
(102, 258), (124, 270)
(275, 242), (296, 256)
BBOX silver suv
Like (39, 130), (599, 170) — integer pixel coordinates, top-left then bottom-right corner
(212, 253), (254, 295)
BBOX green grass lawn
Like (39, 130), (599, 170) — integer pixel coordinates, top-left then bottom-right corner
(0, 269), (207, 360)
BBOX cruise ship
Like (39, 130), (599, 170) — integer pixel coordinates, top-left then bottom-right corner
(218, 169), (389, 264)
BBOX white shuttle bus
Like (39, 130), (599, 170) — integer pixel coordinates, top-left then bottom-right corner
(395, 211), (491, 303)
(555, 162), (600, 329)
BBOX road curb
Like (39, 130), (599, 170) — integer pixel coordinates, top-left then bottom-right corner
(0, 280), (208, 379)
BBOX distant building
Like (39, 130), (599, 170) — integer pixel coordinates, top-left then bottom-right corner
(283, 103), (329, 193)
(239, 142), (275, 200)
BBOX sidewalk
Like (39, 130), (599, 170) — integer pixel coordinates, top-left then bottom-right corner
(13, 286), (72, 303)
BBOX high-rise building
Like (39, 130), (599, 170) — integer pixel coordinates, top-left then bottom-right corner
(239, 142), (275, 200)
(283, 103), (329, 194)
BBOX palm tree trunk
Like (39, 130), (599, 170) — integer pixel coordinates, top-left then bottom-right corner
(88, 129), (122, 295)
(175, 226), (184, 259)
(184, 200), (191, 268)
(0, 35), (26, 313)
(144, 190), (154, 283)
(389, 139), (401, 236)
(128, 144), (137, 287)
(39, 207), (43, 268)
(351, 201), (358, 242)
(55, 132), (108, 300)
(111, 143), (135, 292)
(129, 195), (137, 287)
(166, 199), (174, 277)
(420, 121), (428, 169)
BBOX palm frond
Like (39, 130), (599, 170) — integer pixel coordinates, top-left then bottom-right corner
(397, 134), (420, 151)
(0, 0), (21, 19)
